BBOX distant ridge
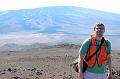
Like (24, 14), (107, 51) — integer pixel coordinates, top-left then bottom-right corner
(0, 43), (81, 52)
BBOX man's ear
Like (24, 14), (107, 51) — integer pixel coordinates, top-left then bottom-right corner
(103, 29), (105, 33)
(94, 27), (95, 31)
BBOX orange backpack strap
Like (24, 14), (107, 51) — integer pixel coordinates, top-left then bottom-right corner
(91, 34), (96, 45)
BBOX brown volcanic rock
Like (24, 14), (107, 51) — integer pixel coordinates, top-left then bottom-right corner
(0, 44), (119, 79)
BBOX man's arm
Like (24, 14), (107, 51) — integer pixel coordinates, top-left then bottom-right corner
(78, 54), (85, 79)
(78, 38), (90, 79)
(107, 54), (112, 79)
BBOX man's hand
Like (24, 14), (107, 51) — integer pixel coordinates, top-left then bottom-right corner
(79, 72), (84, 79)
(108, 73), (112, 79)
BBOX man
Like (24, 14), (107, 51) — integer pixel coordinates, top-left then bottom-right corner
(78, 22), (112, 79)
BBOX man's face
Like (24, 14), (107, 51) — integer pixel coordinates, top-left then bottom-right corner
(94, 25), (105, 37)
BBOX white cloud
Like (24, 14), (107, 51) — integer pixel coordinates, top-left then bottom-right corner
(0, 33), (67, 46)
(0, 0), (120, 13)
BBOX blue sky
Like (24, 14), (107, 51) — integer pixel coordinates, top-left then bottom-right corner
(0, 0), (120, 14)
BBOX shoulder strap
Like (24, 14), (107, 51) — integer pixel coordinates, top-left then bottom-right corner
(86, 37), (105, 61)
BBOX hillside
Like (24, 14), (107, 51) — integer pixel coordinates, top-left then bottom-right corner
(0, 6), (120, 35)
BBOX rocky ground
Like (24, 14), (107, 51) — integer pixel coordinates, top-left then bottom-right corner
(0, 44), (119, 79)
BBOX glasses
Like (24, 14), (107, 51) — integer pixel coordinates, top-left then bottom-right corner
(95, 28), (104, 30)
